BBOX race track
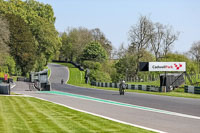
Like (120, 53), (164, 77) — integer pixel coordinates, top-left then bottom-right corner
(48, 63), (200, 117)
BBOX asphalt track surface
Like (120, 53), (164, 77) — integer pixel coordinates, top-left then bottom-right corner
(13, 63), (200, 133)
(48, 63), (200, 117)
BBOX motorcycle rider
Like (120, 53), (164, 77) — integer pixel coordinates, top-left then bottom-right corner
(119, 80), (126, 95)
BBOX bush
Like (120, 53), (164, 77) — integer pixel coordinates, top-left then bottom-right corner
(82, 61), (101, 70)
(0, 55), (16, 75)
(5, 55), (16, 75)
(89, 70), (111, 82)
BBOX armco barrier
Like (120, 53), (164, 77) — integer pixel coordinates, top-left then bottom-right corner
(92, 82), (161, 92)
(17, 77), (30, 82)
(185, 85), (200, 94)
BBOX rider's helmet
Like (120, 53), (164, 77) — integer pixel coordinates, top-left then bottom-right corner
(122, 80), (125, 83)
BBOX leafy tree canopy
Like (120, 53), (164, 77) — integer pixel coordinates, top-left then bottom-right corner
(6, 14), (37, 75)
(81, 42), (107, 62)
(0, 15), (9, 65)
(0, 0), (61, 71)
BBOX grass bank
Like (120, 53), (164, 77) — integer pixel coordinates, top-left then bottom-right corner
(0, 96), (153, 133)
(44, 66), (51, 78)
(127, 80), (160, 86)
(55, 62), (85, 85)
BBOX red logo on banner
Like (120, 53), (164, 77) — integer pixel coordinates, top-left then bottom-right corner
(174, 64), (183, 70)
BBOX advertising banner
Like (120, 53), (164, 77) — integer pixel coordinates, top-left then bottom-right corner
(149, 62), (186, 72)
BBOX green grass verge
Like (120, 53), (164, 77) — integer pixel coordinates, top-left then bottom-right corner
(55, 62), (85, 85)
(11, 76), (18, 82)
(127, 80), (160, 86)
(44, 66), (51, 78)
(0, 96), (153, 133)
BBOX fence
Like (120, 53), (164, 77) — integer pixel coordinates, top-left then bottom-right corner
(184, 86), (200, 94)
(126, 73), (200, 84)
(125, 74), (160, 82)
(17, 77), (30, 82)
(31, 69), (51, 91)
(91, 81), (161, 92)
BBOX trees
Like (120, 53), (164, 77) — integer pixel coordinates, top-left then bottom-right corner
(91, 28), (113, 58)
(25, 0), (56, 24)
(59, 32), (71, 61)
(150, 23), (164, 61)
(59, 27), (93, 62)
(0, 16), (9, 65)
(150, 23), (179, 61)
(127, 15), (179, 77)
(0, 16), (15, 75)
(128, 16), (153, 55)
(89, 70), (112, 82)
(6, 14), (37, 75)
(4, 55), (16, 75)
(162, 26), (179, 57)
(115, 54), (138, 81)
(60, 27), (113, 62)
(189, 41), (200, 74)
(81, 42), (107, 62)
(116, 43), (127, 59)
(25, 0), (61, 66)
(128, 16), (154, 75)
(80, 41), (112, 83)
(0, 0), (61, 72)
(189, 41), (200, 61)
(164, 53), (196, 74)
(33, 19), (61, 66)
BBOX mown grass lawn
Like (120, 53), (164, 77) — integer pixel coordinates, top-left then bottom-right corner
(0, 96), (153, 133)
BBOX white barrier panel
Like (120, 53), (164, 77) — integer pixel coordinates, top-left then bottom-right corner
(135, 85), (138, 90)
(112, 83), (115, 88)
(117, 83), (120, 88)
(107, 83), (110, 87)
(155, 87), (160, 92)
(188, 86), (194, 94)
(128, 84), (132, 89)
(150, 86), (155, 91)
(103, 83), (105, 87)
(142, 85), (146, 91)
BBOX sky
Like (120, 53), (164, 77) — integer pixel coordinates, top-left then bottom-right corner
(37, 0), (200, 53)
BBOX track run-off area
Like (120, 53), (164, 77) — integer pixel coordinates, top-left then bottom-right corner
(13, 63), (200, 133)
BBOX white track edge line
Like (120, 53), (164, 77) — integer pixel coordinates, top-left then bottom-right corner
(65, 66), (69, 83)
